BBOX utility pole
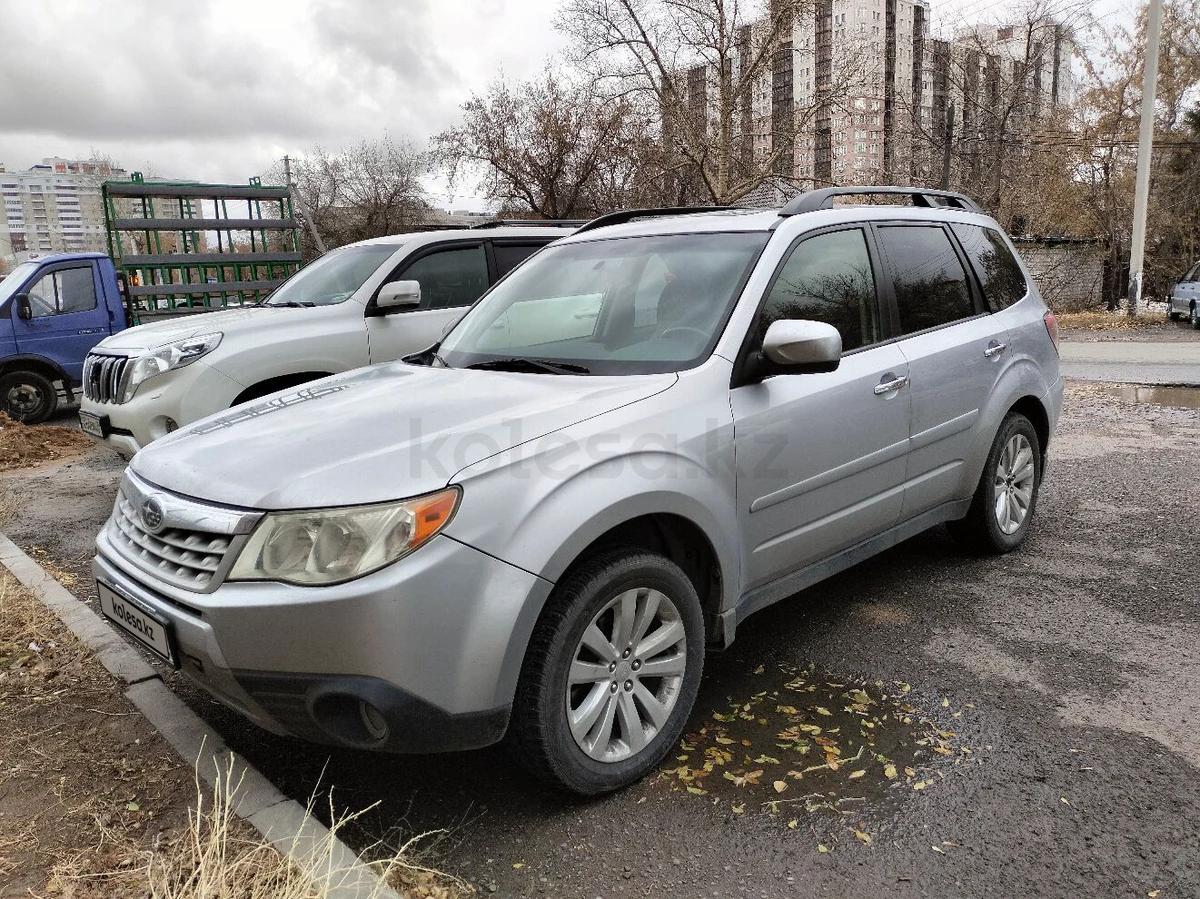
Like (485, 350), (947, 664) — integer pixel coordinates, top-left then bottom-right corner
(1126, 0), (1164, 315)
(940, 100), (955, 191)
(282, 154), (327, 255)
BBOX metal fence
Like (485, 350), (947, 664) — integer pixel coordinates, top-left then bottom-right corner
(103, 174), (303, 322)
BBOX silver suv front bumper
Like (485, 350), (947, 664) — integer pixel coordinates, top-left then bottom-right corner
(94, 476), (555, 752)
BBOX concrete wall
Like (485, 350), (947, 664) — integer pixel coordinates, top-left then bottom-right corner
(1014, 239), (1104, 312)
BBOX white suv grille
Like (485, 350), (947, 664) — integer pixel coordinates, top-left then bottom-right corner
(110, 494), (232, 590)
(83, 353), (131, 404)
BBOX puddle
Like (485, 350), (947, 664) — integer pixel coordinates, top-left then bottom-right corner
(1097, 384), (1200, 410)
(659, 664), (968, 839)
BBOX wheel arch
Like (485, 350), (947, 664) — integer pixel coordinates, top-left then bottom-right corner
(0, 354), (71, 386)
(231, 371), (333, 406)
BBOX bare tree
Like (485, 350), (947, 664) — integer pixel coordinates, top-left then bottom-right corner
(557, 0), (866, 205)
(433, 73), (658, 218)
(270, 137), (430, 254)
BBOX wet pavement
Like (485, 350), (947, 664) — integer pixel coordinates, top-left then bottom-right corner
(1058, 339), (1200, 385)
(6, 381), (1199, 897)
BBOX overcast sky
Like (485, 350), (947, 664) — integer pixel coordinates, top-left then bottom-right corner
(0, 0), (1135, 210)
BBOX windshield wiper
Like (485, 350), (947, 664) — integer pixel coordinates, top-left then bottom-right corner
(465, 357), (590, 375)
(269, 300), (316, 308)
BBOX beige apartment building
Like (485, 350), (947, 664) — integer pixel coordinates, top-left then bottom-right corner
(0, 157), (127, 268)
(680, 2), (1075, 198)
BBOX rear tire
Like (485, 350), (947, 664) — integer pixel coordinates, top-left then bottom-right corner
(1191, 305), (1200, 330)
(508, 549), (704, 795)
(948, 413), (1042, 554)
(0, 371), (58, 424)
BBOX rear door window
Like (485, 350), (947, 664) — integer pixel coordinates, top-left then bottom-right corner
(950, 223), (1028, 310)
(877, 225), (976, 335)
(493, 242), (549, 279)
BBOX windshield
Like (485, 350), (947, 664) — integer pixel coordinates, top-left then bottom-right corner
(438, 232), (768, 375)
(266, 244), (399, 307)
(0, 262), (40, 306)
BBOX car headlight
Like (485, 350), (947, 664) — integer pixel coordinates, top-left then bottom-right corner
(228, 488), (461, 586)
(121, 332), (222, 401)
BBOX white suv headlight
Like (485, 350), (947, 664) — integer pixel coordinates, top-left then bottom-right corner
(228, 488), (461, 586)
(121, 332), (222, 401)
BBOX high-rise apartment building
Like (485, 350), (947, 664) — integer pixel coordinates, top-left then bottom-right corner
(0, 157), (128, 266)
(675, 4), (1075, 197)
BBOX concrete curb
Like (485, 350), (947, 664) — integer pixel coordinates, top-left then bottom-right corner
(0, 533), (403, 899)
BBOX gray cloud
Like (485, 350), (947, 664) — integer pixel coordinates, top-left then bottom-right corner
(0, 0), (563, 189)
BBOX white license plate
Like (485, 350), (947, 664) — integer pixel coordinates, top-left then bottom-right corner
(79, 411), (104, 438)
(98, 582), (175, 664)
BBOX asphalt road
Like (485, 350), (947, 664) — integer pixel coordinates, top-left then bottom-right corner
(5, 380), (1199, 897)
(1059, 339), (1200, 385)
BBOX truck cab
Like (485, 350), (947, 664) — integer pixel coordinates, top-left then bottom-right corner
(0, 253), (128, 422)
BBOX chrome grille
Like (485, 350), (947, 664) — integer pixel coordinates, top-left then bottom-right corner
(83, 353), (131, 404)
(110, 494), (232, 590)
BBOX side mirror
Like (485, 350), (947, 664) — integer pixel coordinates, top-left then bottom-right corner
(761, 319), (842, 373)
(13, 294), (31, 320)
(376, 280), (421, 312)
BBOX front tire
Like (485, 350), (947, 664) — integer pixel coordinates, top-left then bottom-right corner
(949, 413), (1042, 554)
(0, 371), (58, 424)
(1191, 305), (1200, 330)
(508, 550), (704, 795)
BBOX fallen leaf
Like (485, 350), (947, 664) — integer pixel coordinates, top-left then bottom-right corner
(853, 829), (872, 845)
(731, 802), (745, 814)
(913, 779), (934, 791)
(126, 801), (140, 812)
(787, 819), (799, 829)
(932, 845), (945, 854)
(512, 862), (525, 870)
(815, 706), (832, 716)
(848, 770), (866, 780)
(817, 843), (830, 853)
(753, 664), (765, 675)
(773, 780), (788, 793)
(884, 764), (897, 779)
(941, 698), (950, 707)
(686, 785), (708, 795)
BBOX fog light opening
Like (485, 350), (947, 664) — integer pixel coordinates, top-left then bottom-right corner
(359, 700), (389, 742)
(164, 417), (178, 433)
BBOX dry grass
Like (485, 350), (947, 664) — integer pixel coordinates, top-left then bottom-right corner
(1055, 309), (1165, 332)
(142, 761), (471, 899)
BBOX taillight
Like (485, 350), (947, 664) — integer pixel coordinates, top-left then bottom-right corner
(1043, 311), (1060, 353)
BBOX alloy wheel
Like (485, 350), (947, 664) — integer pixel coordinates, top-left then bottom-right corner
(993, 433), (1035, 535)
(566, 586), (687, 762)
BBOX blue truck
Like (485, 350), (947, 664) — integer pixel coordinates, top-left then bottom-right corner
(0, 252), (129, 423)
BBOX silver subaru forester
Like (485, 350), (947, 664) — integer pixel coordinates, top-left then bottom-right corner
(93, 187), (1063, 795)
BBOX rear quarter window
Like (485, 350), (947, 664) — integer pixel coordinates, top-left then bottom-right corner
(951, 224), (1028, 311)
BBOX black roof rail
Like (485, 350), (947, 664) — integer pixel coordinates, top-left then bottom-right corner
(780, 186), (983, 216)
(470, 219), (586, 229)
(575, 206), (734, 234)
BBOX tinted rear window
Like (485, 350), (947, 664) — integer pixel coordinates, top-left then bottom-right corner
(494, 243), (548, 278)
(951, 224), (1028, 310)
(877, 225), (975, 334)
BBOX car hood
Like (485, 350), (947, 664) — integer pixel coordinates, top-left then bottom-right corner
(98, 305), (329, 353)
(131, 363), (676, 509)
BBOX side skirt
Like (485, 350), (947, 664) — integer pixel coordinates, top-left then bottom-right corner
(714, 499), (971, 648)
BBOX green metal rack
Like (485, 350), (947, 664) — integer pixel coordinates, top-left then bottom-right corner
(102, 174), (303, 323)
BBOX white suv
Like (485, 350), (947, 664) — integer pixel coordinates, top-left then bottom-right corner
(78, 226), (572, 456)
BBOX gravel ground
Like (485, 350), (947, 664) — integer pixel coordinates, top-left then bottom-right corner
(4, 381), (1198, 898)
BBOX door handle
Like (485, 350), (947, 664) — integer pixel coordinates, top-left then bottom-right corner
(984, 341), (1008, 358)
(874, 373), (908, 395)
